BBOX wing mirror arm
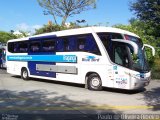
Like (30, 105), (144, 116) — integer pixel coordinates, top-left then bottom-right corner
(143, 44), (155, 56)
(111, 39), (138, 55)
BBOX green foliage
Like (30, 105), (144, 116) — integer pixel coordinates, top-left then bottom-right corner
(114, 21), (160, 79)
(14, 30), (31, 38)
(130, 0), (160, 38)
(151, 58), (160, 79)
(114, 20), (160, 56)
(114, 21), (148, 44)
(129, 0), (160, 79)
(35, 24), (64, 35)
(0, 31), (17, 43)
(129, 0), (160, 57)
(19, 30), (30, 37)
(156, 47), (160, 57)
(34, 22), (81, 35)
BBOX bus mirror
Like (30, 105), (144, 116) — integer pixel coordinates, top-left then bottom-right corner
(143, 44), (155, 56)
(111, 39), (138, 55)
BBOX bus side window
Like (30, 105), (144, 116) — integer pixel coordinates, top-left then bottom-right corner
(111, 33), (123, 39)
(85, 35), (100, 55)
(114, 45), (129, 68)
(8, 42), (15, 53)
(68, 36), (77, 51)
(18, 42), (28, 53)
(56, 38), (64, 52)
(99, 35), (110, 48)
(13, 43), (19, 53)
(42, 40), (55, 52)
(77, 37), (85, 51)
(98, 33), (123, 61)
(29, 41), (41, 52)
(57, 36), (78, 52)
(63, 38), (69, 51)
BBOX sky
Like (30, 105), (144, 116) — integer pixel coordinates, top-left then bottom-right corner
(0, 0), (135, 33)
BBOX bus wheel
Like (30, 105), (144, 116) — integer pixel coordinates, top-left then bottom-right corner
(21, 68), (29, 80)
(87, 73), (102, 91)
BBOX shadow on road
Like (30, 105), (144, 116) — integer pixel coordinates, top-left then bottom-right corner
(141, 86), (160, 111)
(103, 87), (146, 94)
(0, 89), (123, 120)
(12, 75), (145, 95)
(0, 68), (7, 74)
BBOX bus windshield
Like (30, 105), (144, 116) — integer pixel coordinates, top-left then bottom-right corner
(98, 33), (150, 73)
(125, 35), (150, 72)
(132, 47), (150, 72)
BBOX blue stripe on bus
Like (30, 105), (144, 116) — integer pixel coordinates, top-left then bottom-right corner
(29, 35), (57, 40)
(27, 51), (57, 78)
(7, 55), (77, 63)
(28, 61), (56, 78)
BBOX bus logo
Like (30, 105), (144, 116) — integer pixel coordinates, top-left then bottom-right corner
(82, 56), (99, 62)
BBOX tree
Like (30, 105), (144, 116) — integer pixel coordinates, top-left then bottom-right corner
(114, 20), (160, 59)
(34, 21), (82, 35)
(37, 0), (96, 25)
(13, 30), (31, 38)
(35, 22), (66, 35)
(114, 19), (159, 46)
(0, 31), (16, 43)
(130, 0), (160, 37)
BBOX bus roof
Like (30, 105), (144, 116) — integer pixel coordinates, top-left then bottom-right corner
(8, 26), (140, 42)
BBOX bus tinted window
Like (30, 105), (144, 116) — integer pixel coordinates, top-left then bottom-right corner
(56, 34), (100, 55)
(124, 35), (143, 47)
(8, 42), (21, 53)
(112, 33), (123, 39)
(84, 35), (100, 54)
(8, 34), (100, 55)
(68, 36), (77, 51)
(98, 32), (123, 61)
(29, 41), (41, 52)
(42, 40), (55, 52)
(18, 42), (28, 53)
(77, 37), (85, 51)
(56, 36), (77, 52)
(8, 42), (14, 53)
(56, 38), (64, 52)
(114, 45), (129, 68)
(63, 38), (69, 51)
(77, 34), (100, 55)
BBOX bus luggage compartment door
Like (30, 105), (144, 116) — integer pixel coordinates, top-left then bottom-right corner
(28, 61), (56, 78)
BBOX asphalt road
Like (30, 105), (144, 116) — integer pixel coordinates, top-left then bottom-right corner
(0, 69), (160, 120)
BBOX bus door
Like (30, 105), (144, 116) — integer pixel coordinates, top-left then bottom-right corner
(112, 42), (132, 89)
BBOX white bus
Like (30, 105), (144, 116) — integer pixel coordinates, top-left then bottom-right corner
(6, 27), (155, 90)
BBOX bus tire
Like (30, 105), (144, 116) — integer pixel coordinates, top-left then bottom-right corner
(21, 68), (29, 80)
(87, 73), (102, 91)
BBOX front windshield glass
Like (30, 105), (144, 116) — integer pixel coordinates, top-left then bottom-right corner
(125, 35), (150, 72)
(98, 33), (150, 72)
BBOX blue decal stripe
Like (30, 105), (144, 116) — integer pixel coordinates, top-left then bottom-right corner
(7, 55), (77, 63)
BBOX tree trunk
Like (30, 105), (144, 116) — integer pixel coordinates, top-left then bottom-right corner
(53, 13), (58, 25)
(61, 15), (68, 26)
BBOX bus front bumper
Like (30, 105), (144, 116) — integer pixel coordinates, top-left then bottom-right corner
(133, 77), (151, 90)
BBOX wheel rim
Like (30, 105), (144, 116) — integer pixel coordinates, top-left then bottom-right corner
(91, 77), (100, 87)
(23, 70), (28, 78)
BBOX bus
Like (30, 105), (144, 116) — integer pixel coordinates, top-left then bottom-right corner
(6, 27), (155, 90)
